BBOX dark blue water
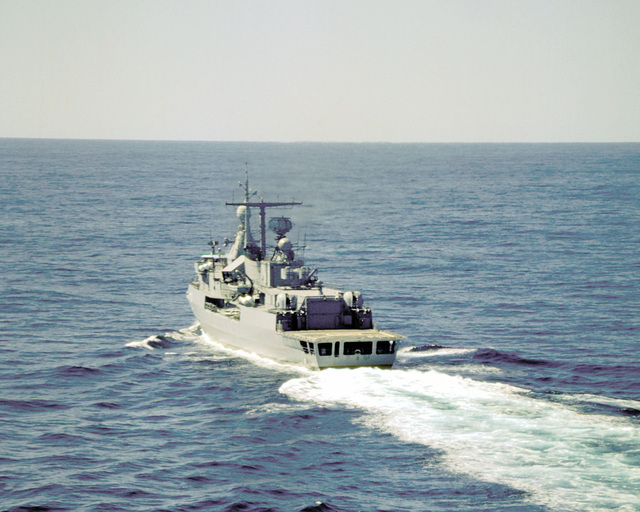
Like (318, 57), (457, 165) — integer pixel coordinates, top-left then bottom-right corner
(1, 139), (639, 512)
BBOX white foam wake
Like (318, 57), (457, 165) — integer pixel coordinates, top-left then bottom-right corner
(125, 324), (201, 350)
(280, 368), (640, 512)
(397, 346), (477, 359)
(560, 393), (640, 413)
(198, 331), (312, 376)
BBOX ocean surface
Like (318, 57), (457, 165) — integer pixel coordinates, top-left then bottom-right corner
(1, 139), (639, 512)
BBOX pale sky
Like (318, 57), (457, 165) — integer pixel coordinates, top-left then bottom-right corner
(1, 0), (639, 142)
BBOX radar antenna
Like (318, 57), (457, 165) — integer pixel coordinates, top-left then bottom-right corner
(227, 167), (302, 256)
(239, 162), (257, 203)
(268, 217), (293, 239)
(208, 229), (217, 254)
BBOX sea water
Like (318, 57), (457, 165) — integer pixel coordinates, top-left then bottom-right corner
(1, 139), (639, 511)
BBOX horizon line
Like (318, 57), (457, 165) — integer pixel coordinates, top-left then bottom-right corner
(2, 136), (640, 144)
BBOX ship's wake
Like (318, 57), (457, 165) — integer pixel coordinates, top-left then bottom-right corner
(397, 344), (478, 358)
(280, 367), (640, 512)
(126, 324), (312, 375)
(127, 328), (640, 511)
(198, 331), (313, 375)
(125, 324), (202, 350)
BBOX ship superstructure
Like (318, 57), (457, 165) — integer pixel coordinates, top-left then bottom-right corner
(186, 173), (402, 369)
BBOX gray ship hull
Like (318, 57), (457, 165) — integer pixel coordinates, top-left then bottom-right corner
(187, 284), (397, 369)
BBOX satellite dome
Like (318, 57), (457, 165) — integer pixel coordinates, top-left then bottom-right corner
(277, 237), (295, 260)
(236, 205), (250, 219)
(277, 237), (292, 252)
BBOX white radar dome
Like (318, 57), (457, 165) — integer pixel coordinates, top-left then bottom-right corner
(236, 205), (250, 219)
(277, 237), (292, 252)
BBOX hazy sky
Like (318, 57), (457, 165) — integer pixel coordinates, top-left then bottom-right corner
(2, 0), (639, 142)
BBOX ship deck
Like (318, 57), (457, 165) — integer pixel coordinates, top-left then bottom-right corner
(281, 329), (403, 343)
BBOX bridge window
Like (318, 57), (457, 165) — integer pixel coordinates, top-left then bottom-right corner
(344, 341), (372, 355)
(318, 343), (332, 356)
(376, 341), (395, 354)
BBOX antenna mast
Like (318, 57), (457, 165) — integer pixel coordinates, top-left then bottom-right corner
(227, 166), (301, 256)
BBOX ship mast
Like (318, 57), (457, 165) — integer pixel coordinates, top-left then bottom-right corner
(226, 167), (301, 258)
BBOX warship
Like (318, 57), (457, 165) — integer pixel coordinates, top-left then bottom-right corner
(186, 173), (403, 369)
